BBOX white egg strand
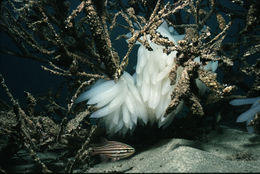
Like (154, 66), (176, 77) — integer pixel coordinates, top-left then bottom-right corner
(76, 21), (218, 136)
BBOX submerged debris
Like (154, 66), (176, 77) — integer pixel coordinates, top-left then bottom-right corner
(0, 0), (259, 173)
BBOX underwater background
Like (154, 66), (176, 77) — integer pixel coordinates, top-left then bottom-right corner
(0, 0), (259, 173)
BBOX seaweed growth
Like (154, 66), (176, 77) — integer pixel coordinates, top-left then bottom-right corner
(0, 0), (259, 173)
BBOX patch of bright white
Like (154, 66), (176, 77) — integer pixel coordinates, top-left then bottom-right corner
(76, 72), (148, 136)
(229, 96), (260, 133)
(134, 21), (186, 126)
(194, 56), (218, 72)
(204, 61), (218, 72)
(76, 21), (219, 136)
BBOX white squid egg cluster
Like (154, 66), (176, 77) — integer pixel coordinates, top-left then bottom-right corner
(229, 96), (260, 133)
(76, 21), (216, 136)
(75, 72), (148, 136)
(134, 22), (185, 127)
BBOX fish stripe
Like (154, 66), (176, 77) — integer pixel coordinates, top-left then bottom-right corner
(91, 140), (135, 160)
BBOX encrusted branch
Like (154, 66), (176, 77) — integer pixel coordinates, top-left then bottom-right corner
(0, 74), (52, 173)
(65, 125), (97, 173)
(84, 0), (119, 80)
(166, 60), (202, 116)
(0, 0), (259, 172)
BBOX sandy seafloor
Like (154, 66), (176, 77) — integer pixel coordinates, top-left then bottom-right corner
(3, 121), (260, 173)
(83, 126), (260, 173)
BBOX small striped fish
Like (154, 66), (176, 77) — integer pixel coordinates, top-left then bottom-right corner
(90, 139), (135, 161)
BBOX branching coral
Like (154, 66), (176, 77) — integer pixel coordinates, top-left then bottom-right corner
(1, 0), (234, 137)
(76, 20), (220, 136)
(1, 0), (259, 172)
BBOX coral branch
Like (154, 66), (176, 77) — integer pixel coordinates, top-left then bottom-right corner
(0, 74), (52, 173)
(84, 0), (119, 79)
(65, 125), (97, 173)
